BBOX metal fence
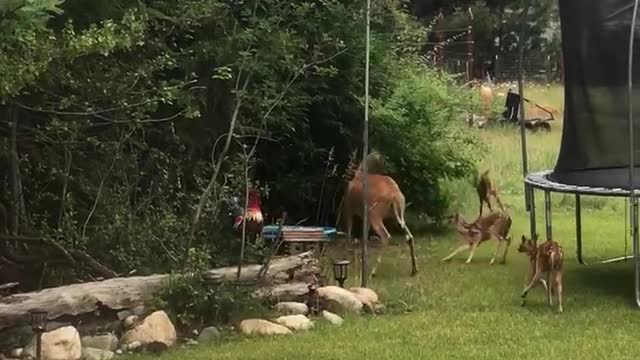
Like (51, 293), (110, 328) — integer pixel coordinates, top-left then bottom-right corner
(493, 52), (561, 83)
(440, 50), (562, 84)
(427, 8), (562, 85)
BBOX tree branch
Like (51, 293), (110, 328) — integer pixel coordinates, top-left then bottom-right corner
(236, 142), (251, 280)
(188, 71), (252, 253)
(8, 106), (19, 236)
(0, 235), (117, 278)
(80, 158), (116, 242)
(81, 128), (134, 242)
(187, 45), (349, 261)
(12, 79), (197, 117)
(58, 147), (72, 241)
(13, 101), (188, 127)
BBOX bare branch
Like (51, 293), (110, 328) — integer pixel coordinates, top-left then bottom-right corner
(15, 100), (188, 126)
(0, 234), (75, 265)
(0, 234), (118, 278)
(81, 128), (135, 241)
(69, 250), (118, 278)
(243, 47), (350, 159)
(12, 80), (197, 116)
(80, 158), (116, 242)
(57, 148), (72, 240)
(188, 46), (349, 260)
(13, 99), (158, 116)
(7, 106), (21, 236)
(236, 142), (251, 280)
(188, 72), (252, 252)
(89, 110), (188, 127)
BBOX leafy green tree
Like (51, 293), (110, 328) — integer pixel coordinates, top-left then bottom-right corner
(0, 0), (483, 289)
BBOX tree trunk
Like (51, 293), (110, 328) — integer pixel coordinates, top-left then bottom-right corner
(8, 106), (19, 236)
(0, 251), (318, 332)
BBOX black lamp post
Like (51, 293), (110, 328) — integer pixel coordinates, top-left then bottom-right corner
(30, 310), (48, 360)
(306, 284), (320, 315)
(333, 260), (350, 288)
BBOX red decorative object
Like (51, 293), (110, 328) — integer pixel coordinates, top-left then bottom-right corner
(233, 189), (264, 241)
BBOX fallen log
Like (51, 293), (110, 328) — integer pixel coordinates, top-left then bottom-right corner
(203, 250), (317, 284)
(254, 282), (312, 303)
(0, 251), (317, 332)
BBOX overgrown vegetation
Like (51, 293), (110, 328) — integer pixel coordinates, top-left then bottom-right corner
(154, 249), (265, 334)
(0, 0), (486, 291)
(129, 87), (640, 360)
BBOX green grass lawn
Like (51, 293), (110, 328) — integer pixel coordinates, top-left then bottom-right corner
(129, 85), (640, 360)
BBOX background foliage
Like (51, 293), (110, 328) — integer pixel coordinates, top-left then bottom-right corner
(0, 0), (506, 291)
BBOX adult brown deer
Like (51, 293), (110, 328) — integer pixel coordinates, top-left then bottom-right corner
(442, 211), (512, 264)
(343, 152), (418, 277)
(518, 234), (564, 313)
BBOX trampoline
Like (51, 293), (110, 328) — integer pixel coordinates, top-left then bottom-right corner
(520, 0), (640, 307)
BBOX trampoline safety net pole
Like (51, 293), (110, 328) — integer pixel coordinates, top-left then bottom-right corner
(360, 0), (371, 288)
(629, 0), (640, 309)
(517, 5), (531, 212)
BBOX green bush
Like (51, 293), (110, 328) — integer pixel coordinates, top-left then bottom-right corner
(154, 249), (268, 334)
(369, 57), (486, 221)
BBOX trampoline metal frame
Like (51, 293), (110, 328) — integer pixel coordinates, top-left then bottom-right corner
(519, 0), (640, 308)
(525, 170), (637, 263)
(524, 171), (640, 307)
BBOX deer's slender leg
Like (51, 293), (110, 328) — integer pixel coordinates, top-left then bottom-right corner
(490, 236), (502, 265)
(501, 236), (511, 264)
(492, 190), (506, 213)
(345, 208), (353, 244)
(392, 202), (418, 275)
(521, 270), (544, 306)
(547, 272), (553, 306)
(465, 241), (480, 264)
(407, 234), (418, 276)
(486, 199), (494, 213)
(400, 222), (418, 276)
(555, 271), (564, 313)
(442, 244), (471, 261)
(381, 225), (391, 243)
(369, 219), (389, 278)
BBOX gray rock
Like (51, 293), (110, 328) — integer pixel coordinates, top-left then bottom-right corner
(197, 327), (221, 343)
(8, 348), (22, 358)
(183, 339), (199, 347)
(122, 315), (139, 330)
(23, 326), (82, 360)
(114, 349), (123, 355)
(274, 302), (308, 315)
(321, 310), (344, 326)
(82, 348), (115, 360)
(316, 286), (363, 314)
(272, 315), (314, 331)
(127, 341), (143, 351)
(119, 311), (176, 350)
(81, 334), (118, 352)
(238, 319), (292, 335)
(116, 306), (145, 321)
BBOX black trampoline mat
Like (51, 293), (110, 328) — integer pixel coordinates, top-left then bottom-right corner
(549, 167), (640, 189)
